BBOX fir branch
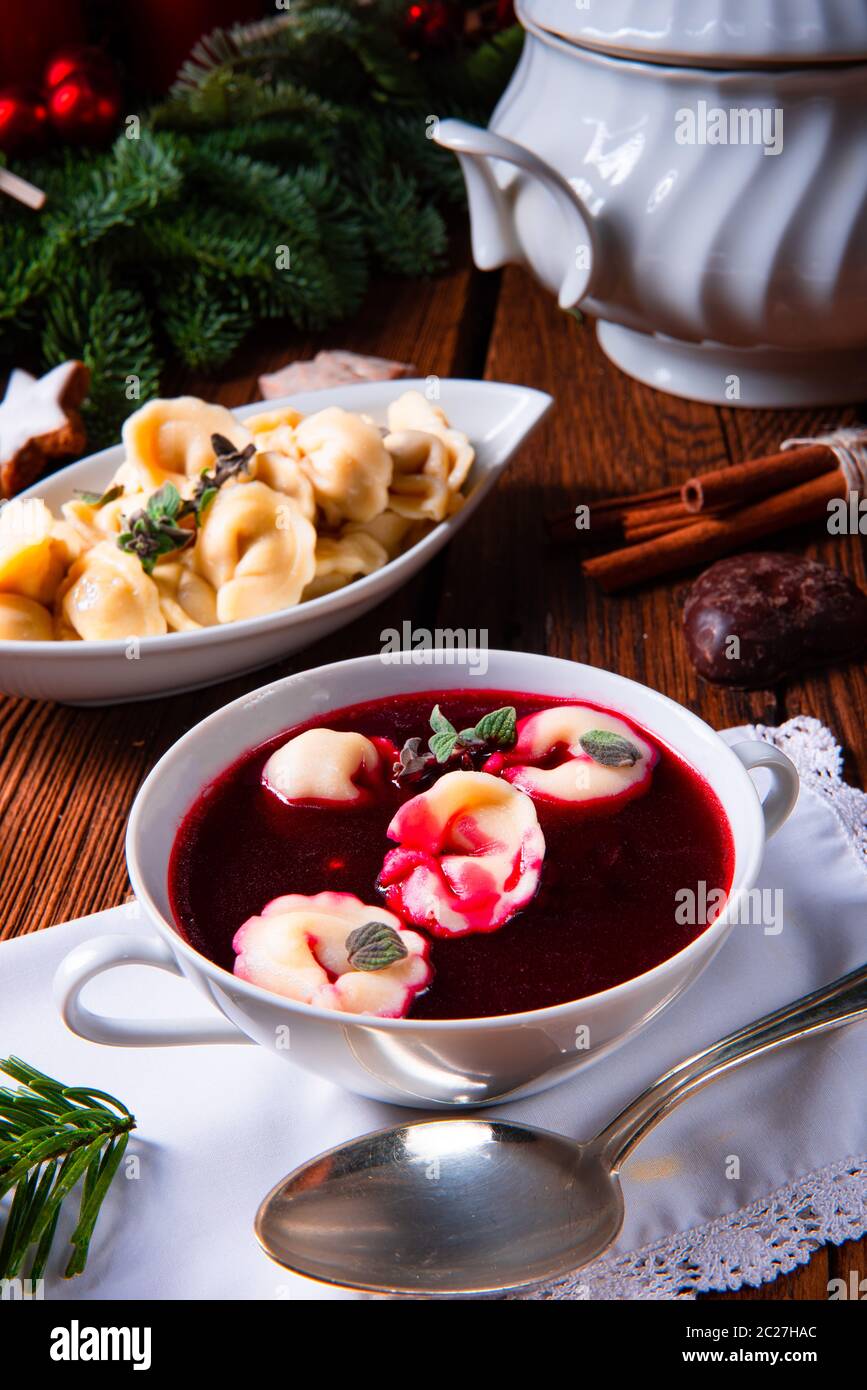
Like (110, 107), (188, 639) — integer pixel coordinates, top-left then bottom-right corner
(153, 72), (339, 133)
(359, 169), (448, 276)
(156, 271), (252, 371)
(0, 223), (56, 322)
(58, 132), (185, 246)
(41, 263), (161, 448)
(0, 1057), (135, 1281)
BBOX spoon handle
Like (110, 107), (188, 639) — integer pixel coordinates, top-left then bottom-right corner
(597, 962), (867, 1171)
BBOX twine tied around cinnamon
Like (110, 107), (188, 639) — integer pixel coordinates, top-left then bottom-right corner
(781, 427), (867, 498)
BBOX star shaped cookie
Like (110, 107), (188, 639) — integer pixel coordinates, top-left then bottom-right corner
(0, 361), (90, 498)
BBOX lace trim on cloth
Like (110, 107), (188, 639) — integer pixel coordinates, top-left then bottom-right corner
(523, 1156), (867, 1301)
(746, 715), (867, 876)
(523, 718), (867, 1301)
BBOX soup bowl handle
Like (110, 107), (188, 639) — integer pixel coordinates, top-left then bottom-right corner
(53, 932), (251, 1047)
(729, 742), (799, 840)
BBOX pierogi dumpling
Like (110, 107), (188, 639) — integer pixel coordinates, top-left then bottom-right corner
(61, 492), (128, 548)
(122, 397), (253, 489)
(499, 706), (657, 807)
(152, 559), (218, 632)
(253, 452), (317, 520)
(379, 771), (545, 937)
(343, 510), (414, 560)
(195, 481), (316, 623)
(0, 593), (54, 641)
(244, 406), (304, 443)
(301, 531), (388, 601)
(384, 429), (452, 522)
(262, 728), (395, 805)
(0, 498), (80, 604)
(386, 391), (474, 492)
(57, 541), (167, 640)
(295, 406), (392, 523)
(232, 892), (431, 1018)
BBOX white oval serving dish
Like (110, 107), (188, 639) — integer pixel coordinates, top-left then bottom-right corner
(0, 379), (551, 705)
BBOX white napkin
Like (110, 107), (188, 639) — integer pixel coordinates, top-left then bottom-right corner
(2, 721), (865, 1301)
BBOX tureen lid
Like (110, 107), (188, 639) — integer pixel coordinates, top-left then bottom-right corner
(519, 0), (867, 66)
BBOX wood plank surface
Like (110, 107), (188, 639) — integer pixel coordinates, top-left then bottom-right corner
(0, 248), (863, 1301)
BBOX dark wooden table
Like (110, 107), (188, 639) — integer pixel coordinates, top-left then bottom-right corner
(2, 243), (864, 1300)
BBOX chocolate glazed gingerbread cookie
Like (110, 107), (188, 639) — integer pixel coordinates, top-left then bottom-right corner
(683, 552), (867, 688)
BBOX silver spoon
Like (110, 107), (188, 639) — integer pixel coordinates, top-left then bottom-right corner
(255, 963), (867, 1296)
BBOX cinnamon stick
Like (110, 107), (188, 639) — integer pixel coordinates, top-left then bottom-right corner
(547, 484), (681, 540)
(583, 471), (846, 593)
(624, 499), (691, 529)
(588, 484), (679, 514)
(623, 515), (701, 544)
(681, 443), (835, 513)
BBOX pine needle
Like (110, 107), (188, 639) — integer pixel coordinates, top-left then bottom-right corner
(0, 1058), (135, 1281)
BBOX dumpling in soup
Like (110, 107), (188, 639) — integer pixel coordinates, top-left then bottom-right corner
(195, 481), (316, 623)
(57, 542), (167, 640)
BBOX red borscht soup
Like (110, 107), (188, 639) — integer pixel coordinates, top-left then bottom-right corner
(169, 690), (734, 1020)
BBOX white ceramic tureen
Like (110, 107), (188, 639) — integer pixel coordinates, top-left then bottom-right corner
(436, 0), (867, 407)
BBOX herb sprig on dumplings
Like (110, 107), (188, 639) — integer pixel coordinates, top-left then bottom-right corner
(118, 483), (195, 572)
(395, 704), (517, 783)
(118, 434), (255, 574)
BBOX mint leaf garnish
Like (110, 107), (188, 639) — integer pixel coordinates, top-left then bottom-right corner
(472, 706), (516, 748)
(428, 704), (458, 763)
(346, 922), (409, 972)
(579, 729), (641, 768)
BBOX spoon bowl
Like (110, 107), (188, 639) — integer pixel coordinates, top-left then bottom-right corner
(256, 1120), (623, 1296)
(256, 963), (867, 1295)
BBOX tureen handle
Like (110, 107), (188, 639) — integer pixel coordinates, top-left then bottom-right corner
(434, 117), (597, 309)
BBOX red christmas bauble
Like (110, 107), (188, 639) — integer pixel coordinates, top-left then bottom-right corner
(48, 69), (121, 146)
(404, 0), (459, 48)
(0, 86), (48, 156)
(44, 45), (118, 93)
(0, 2), (86, 88)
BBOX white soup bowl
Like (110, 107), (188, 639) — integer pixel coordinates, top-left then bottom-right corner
(54, 651), (799, 1108)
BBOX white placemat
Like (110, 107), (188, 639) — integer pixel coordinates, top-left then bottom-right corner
(1, 718), (865, 1301)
